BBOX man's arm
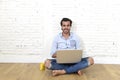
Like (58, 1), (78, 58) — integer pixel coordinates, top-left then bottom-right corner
(75, 35), (83, 50)
(52, 53), (57, 58)
(50, 36), (58, 58)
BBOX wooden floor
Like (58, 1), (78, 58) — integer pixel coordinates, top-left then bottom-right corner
(0, 63), (120, 80)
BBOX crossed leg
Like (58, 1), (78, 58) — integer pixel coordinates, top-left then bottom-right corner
(78, 57), (94, 76)
(44, 59), (52, 69)
(44, 57), (94, 76)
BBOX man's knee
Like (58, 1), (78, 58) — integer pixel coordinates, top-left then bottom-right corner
(44, 59), (51, 69)
(88, 57), (94, 65)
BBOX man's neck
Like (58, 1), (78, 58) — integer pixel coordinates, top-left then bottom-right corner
(62, 32), (70, 39)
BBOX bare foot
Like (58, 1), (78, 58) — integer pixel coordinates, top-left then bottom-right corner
(52, 70), (66, 76)
(77, 70), (83, 76)
(88, 57), (94, 65)
(44, 59), (51, 69)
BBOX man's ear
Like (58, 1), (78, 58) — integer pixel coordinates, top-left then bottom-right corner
(61, 27), (62, 30)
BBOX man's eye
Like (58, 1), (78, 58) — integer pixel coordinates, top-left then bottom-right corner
(63, 25), (70, 26)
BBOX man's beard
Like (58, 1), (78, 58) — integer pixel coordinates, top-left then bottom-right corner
(63, 29), (70, 34)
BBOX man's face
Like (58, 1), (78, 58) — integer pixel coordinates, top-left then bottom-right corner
(61, 21), (71, 34)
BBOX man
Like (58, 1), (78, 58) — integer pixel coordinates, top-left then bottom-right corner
(45, 18), (94, 76)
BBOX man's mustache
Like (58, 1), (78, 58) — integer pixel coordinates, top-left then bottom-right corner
(63, 29), (69, 30)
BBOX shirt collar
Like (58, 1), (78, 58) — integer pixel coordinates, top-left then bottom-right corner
(59, 32), (73, 38)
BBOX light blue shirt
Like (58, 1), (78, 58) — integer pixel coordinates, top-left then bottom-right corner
(50, 32), (82, 56)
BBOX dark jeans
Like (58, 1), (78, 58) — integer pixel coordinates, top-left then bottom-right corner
(50, 57), (89, 74)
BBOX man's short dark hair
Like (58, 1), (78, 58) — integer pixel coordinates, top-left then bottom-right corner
(60, 18), (72, 26)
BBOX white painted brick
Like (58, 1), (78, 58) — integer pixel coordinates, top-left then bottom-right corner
(0, 0), (120, 63)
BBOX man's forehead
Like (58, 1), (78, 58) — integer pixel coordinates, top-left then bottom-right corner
(62, 21), (70, 23)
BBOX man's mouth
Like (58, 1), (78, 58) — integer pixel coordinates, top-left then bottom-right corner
(64, 29), (69, 31)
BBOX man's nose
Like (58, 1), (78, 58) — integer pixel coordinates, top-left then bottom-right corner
(65, 25), (70, 28)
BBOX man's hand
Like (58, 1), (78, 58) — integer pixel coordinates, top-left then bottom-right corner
(52, 53), (57, 58)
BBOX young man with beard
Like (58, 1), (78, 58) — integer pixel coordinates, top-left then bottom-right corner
(45, 18), (94, 76)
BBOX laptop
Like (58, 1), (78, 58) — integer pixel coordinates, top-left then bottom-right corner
(56, 50), (83, 64)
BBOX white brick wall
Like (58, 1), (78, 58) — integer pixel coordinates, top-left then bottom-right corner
(0, 0), (120, 64)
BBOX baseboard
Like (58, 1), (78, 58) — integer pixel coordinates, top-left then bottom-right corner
(93, 57), (120, 64)
(0, 55), (120, 64)
(0, 55), (46, 63)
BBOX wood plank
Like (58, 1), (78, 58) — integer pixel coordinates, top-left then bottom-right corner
(0, 64), (120, 80)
